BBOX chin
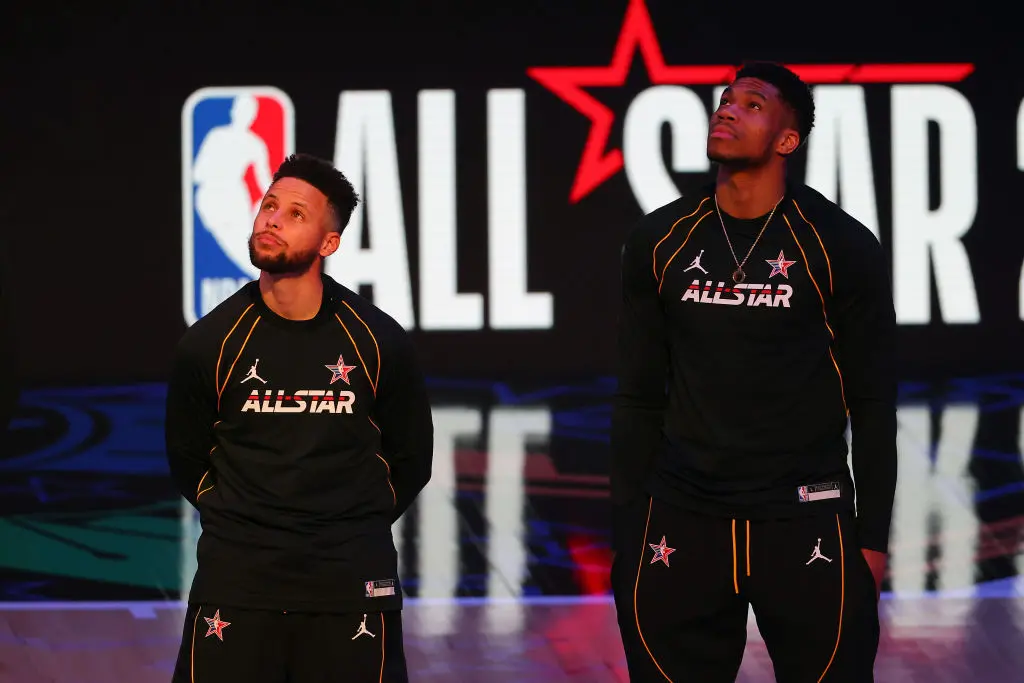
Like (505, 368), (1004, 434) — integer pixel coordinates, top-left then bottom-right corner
(707, 148), (753, 167)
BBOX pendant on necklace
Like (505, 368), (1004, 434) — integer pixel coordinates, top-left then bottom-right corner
(732, 268), (746, 284)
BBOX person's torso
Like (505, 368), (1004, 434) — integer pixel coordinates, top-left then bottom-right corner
(197, 284), (397, 550)
(652, 192), (849, 479)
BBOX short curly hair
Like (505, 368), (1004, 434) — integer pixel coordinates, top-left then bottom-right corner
(734, 61), (815, 146)
(272, 153), (360, 234)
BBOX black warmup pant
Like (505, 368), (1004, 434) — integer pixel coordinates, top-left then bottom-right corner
(171, 603), (408, 682)
(611, 496), (880, 682)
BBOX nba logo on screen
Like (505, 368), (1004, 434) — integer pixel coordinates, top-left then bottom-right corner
(181, 86), (295, 325)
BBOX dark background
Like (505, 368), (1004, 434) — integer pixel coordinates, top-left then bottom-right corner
(1, 1), (1020, 390)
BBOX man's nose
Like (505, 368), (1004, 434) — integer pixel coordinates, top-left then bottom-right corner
(716, 105), (737, 122)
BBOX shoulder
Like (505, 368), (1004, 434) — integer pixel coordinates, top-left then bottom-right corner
(788, 185), (890, 293)
(788, 184), (881, 255)
(323, 276), (415, 357)
(622, 189), (715, 255)
(175, 282), (260, 361)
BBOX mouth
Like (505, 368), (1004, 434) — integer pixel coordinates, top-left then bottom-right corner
(709, 125), (737, 140)
(255, 233), (283, 246)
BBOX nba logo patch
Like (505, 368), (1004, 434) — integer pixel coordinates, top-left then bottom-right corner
(365, 579), (396, 598)
(181, 86), (295, 325)
(796, 481), (841, 503)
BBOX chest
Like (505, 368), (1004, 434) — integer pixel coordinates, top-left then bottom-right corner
(217, 325), (376, 420)
(659, 228), (825, 329)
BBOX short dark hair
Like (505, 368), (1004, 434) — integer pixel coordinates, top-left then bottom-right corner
(272, 153), (360, 234)
(734, 61), (815, 146)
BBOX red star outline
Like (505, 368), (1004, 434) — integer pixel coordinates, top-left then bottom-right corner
(766, 250), (798, 279)
(526, 0), (975, 203)
(204, 609), (231, 641)
(326, 354), (358, 385)
(648, 535), (676, 567)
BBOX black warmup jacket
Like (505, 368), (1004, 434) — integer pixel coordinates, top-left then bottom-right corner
(165, 274), (433, 613)
(610, 181), (898, 553)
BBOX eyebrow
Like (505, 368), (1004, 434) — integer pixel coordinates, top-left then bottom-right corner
(724, 86), (769, 101)
(264, 194), (309, 209)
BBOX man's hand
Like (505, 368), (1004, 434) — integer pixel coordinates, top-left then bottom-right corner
(861, 548), (887, 598)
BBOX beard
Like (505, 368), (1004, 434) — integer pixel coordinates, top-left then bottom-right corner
(249, 236), (320, 275)
(707, 140), (775, 169)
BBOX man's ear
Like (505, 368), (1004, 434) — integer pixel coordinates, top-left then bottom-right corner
(320, 231), (341, 258)
(776, 128), (801, 157)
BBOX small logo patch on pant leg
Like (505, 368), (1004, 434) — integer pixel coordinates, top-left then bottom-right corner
(797, 481), (841, 502)
(364, 579), (396, 597)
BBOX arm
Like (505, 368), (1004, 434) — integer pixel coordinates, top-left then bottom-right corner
(374, 332), (434, 523)
(165, 338), (218, 507)
(609, 227), (670, 545)
(831, 226), (898, 581)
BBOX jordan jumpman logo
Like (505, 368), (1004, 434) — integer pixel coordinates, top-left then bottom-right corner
(805, 538), (832, 565)
(683, 249), (708, 274)
(241, 359), (267, 384)
(351, 613), (376, 640)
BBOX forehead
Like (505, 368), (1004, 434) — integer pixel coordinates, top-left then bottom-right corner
(265, 177), (328, 206)
(726, 77), (782, 101)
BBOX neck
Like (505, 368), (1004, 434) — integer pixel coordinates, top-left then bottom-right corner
(714, 162), (787, 218)
(258, 267), (324, 321)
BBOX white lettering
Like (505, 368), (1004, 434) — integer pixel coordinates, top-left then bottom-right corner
(487, 89), (553, 329)
(623, 86), (709, 213)
(720, 283), (745, 306)
(1019, 97), (1024, 320)
(750, 286), (774, 307)
(1018, 95), (1024, 172)
(200, 278), (249, 316)
(700, 281), (714, 303)
(240, 389), (355, 414)
(418, 91), (484, 331)
(888, 405), (979, 595)
(304, 390), (325, 412)
(804, 86), (881, 239)
(485, 407), (550, 634)
(680, 280), (792, 308)
(416, 407), (483, 634)
(274, 389), (305, 413)
(329, 91), (416, 328)
(773, 284), (793, 308)
(313, 394), (336, 414)
(335, 391), (355, 414)
(681, 281), (701, 303)
(891, 85), (980, 324)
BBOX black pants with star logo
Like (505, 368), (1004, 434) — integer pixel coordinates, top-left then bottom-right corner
(171, 604), (408, 682)
(611, 496), (880, 682)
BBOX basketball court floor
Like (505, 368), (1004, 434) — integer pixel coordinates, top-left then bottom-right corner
(1, 373), (1022, 681)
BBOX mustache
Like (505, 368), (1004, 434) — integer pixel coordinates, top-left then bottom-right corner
(253, 231), (285, 246)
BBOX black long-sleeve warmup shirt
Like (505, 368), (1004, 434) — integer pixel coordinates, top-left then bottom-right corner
(610, 182), (897, 553)
(165, 274), (433, 613)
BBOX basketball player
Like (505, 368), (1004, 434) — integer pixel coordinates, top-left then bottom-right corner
(166, 153), (434, 682)
(610, 62), (896, 681)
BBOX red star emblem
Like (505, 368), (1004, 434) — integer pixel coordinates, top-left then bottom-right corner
(526, 0), (975, 204)
(648, 535), (676, 567)
(204, 609), (231, 641)
(766, 250), (798, 279)
(527, 0), (733, 203)
(325, 354), (357, 385)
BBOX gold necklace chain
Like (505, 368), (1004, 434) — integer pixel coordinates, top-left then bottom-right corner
(714, 194), (783, 284)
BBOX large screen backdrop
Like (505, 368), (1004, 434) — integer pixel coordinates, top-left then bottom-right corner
(4, 1), (1021, 385)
